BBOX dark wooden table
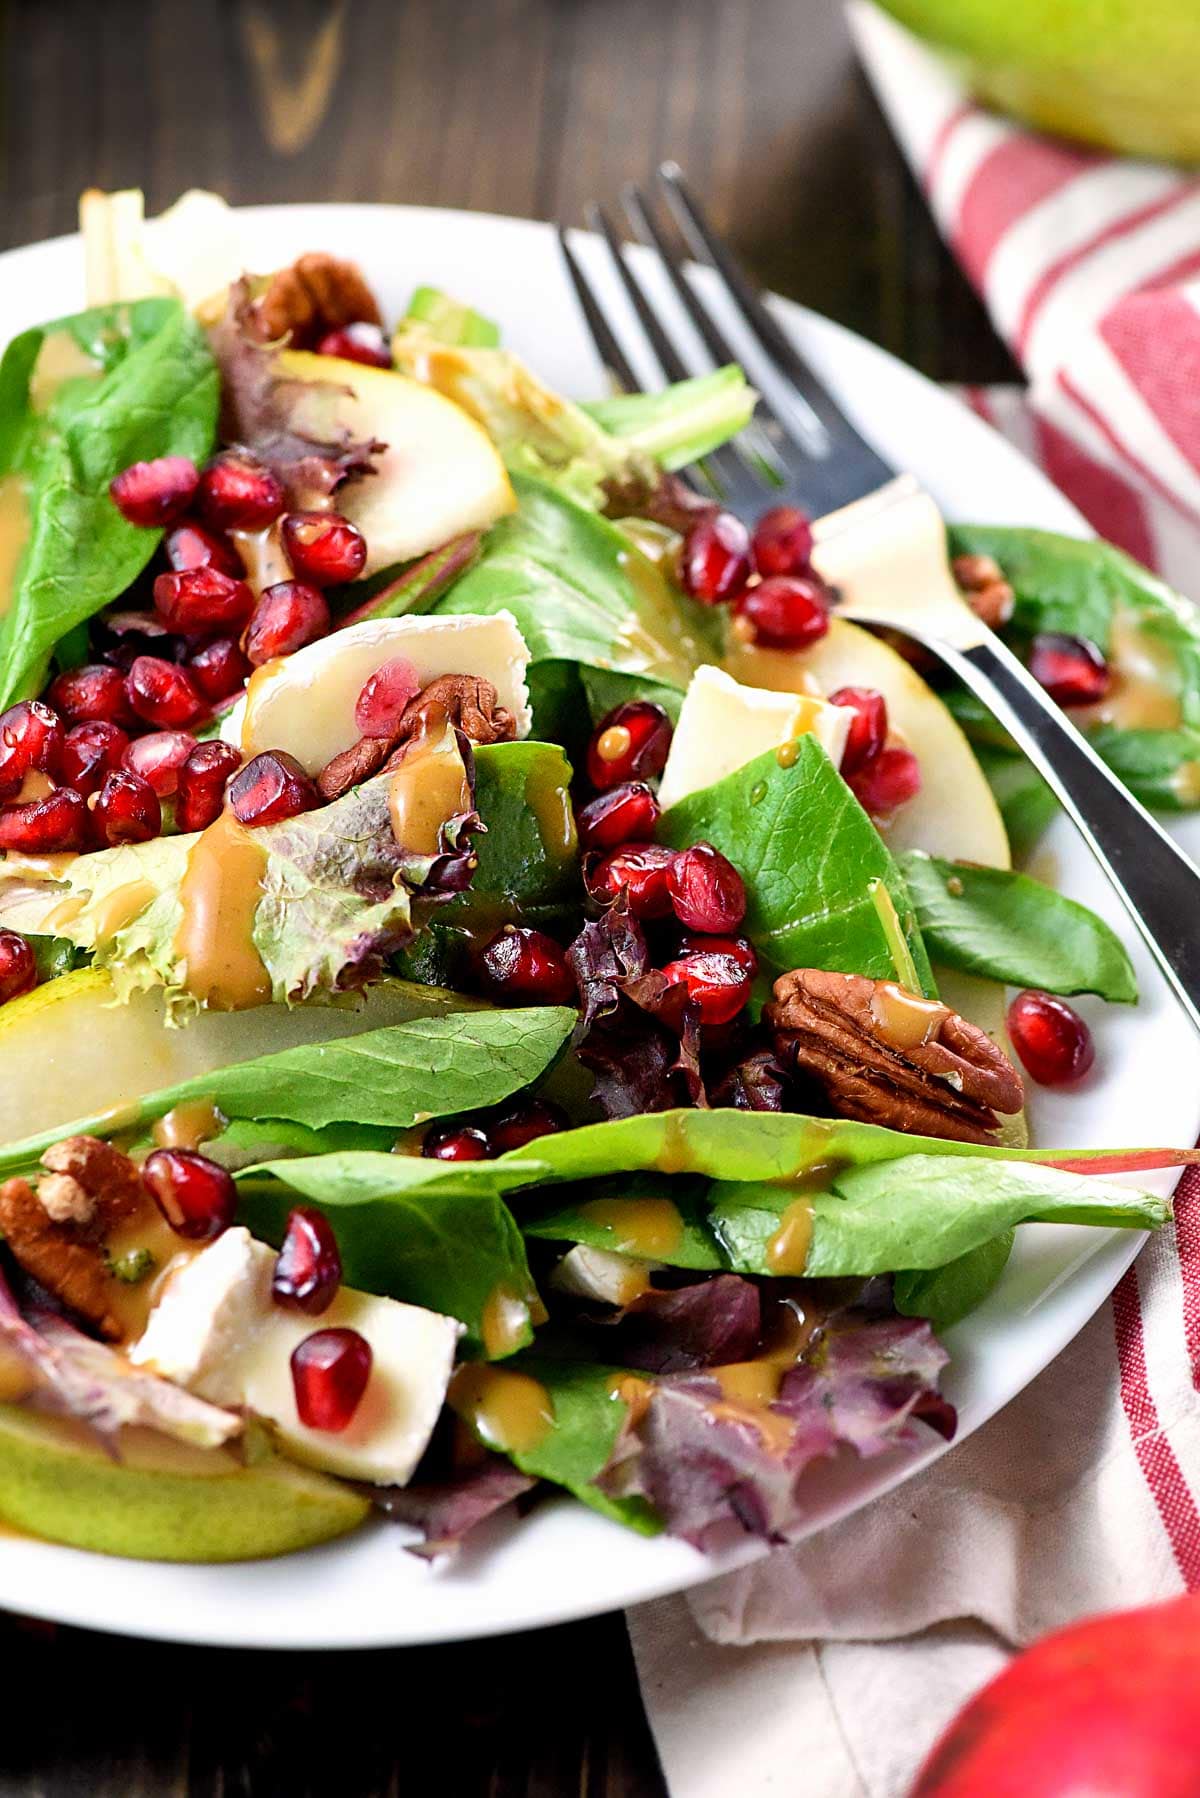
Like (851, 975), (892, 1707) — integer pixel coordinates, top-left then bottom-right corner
(0, 2), (1013, 1792)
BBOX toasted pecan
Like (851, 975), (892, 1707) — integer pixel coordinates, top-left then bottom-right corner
(766, 968), (1023, 1144)
(952, 553), (1015, 631)
(253, 252), (382, 348)
(386, 675), (516, 757)
(315, 733), (391, 802)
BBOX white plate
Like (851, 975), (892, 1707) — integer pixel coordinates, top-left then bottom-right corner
(0, 203), (1196, 1649)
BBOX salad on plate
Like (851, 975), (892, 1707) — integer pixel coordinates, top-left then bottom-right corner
(0, 187), (1193, 1567)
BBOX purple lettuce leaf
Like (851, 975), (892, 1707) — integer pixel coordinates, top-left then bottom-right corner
(566, 900), (650, 1028)
(590, 1274), (763, 1374)
(370, 1453), (536, 1557)
(575, 1016), (685, 1120)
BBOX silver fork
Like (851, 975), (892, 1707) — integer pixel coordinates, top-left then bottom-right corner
(559, 161), (1200, 1036)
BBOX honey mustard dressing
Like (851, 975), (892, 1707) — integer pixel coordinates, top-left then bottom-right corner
(174, 809), (271, 1010)
(576, 1195), (685, 1259)
(449, 1364), (553, 1455)
(387, 718), (471, 856)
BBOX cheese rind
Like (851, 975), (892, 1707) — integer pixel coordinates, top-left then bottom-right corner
(657, 665), (853, 810)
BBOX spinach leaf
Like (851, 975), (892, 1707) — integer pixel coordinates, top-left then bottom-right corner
(894, 1233), (1015, 1333)
(523, 1174), (726, 1271)
(0, 1007), (575, 1174)
(0, 299), (219, 709)
(27, 935), (89, 982)
(660, 735), (935, 991)
(900, 851), (1137, 1002)
(443, 740), (579, 926)
(1087, 725), (1200, 812)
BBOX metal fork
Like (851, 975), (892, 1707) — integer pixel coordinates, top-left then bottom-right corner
(559, 162), (1200, 1037)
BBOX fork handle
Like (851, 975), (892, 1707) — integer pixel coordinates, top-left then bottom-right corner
(926, 631), (1200, 1034)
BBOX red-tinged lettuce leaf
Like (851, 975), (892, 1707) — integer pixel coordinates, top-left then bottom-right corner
(567, 901), (650, 1028)
(599, 1311), (955, 1550)
(369, 1453), (536, 1557)
(575, 1017), (687, 1120)
(589, 1274), (762, 1375)
(567, 903), (707, 1111)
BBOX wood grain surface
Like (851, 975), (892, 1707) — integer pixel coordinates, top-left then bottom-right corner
(0, 2), (1012, 1793)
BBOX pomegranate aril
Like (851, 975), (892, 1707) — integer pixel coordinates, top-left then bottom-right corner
(273, 1207), (342, 1316)
(243, 581), (330, 665)
(1007, 990), (1094, 1087)
(0, 699), (64, 796)
(354, 658), (421, 738)
(176, 740), (243, 832)
(61, 721), (131, 797)
(585, 701), (672, 791)
(315, 323), (392, 368)
(488, 1097), (568, 1155)
(125, 655), (205, 729)
(847, 746), (921, 818)
(576, 781), (660, 851)
(0, 930), (37, 1005)
(828, 686), (887, 775)
(92, 769), (161, 846)
(681, 511), (752, 605)
(186, 636), (250, 703)
(586, 842), (677, 918)
(164, 518), (243, 577)
(0, 787), (88, 852)
(1029, 633), (1110, 708)
(479, 926), (576, 1006)
(751, 505), (814, 578)
(667, 842), (746, 934)
(228, 750), (319, 827)
(143, 1148), (237, 1241)
(122, 730), (197, 798)
(48, 663), (136, 728)
(679, 932), (757, 976)
(733, 574), (830, 650)
(197, 451), (284, 533)
(153, 566), (255, 634)
(658, 949), (753, 1026)
(109, 456), (199, 528)
(290, 1327), (372, 1433)
(281, 511), (368, 587)
(423, 1123), (491, 1161)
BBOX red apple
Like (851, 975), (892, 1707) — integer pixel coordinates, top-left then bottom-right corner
(911, 1596), (1200, 1796)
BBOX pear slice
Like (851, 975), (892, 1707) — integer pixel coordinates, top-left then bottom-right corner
(278, 349), (516, 574)
(0, 1405), (368, 1561)
(0, 967), (483, 1144)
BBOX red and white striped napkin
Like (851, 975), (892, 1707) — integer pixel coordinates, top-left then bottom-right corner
(629, 8), (1200, 1792)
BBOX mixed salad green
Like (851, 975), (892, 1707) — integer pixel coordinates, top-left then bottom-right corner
(0, 188), (1193, 1567)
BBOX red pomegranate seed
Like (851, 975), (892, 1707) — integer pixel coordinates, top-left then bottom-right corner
(91, 769), (161, 845)
(122, 730), (197, 798)
(0, 700), (64, 796)
(176, 740), (243, 832)
(354, 658), (421, 737)
(125, 656), (205, 729)
(681, 511), (752, 605)
(243, 581), (330, 666)
(0, 787), (88, 853)
(197, 451), (284, 533)
(290, 1327), (372, 1432)
(315, 323), (392, 368)
(143, 1148), (237, 1241)
(422, 1123), (491, 1161)
(1029, 633), (1110, 708)
(751, 505), (814, 578)
(164, 518), (243, 577)
(48, 664), (136, 728)
(733, 574), (830, 650)
(186, 636), (251, 703)
(1007, 990), (1094, 1087)
(828, 686), (888, 775)
(479, 926), (576, 1006)
(585, 701), (672, 791)
(109, 456), (198, 528)
(667, 842), (746, 933)
(228, 750), (319, 827)
(576, 781), (660, 851)
(587, 842), (677, 918)
(273, 1207), (343, 1316)
(153, 566), (255, 634)
(679, 932), (758, 976)
(0, 930), (37, 1005)
(488, 1097), (569, 1155)
(60, 721), (130, 797)
(281, 511), (368, 587)
(847, 745), (921, 817)
(658, 949), (753, 1026)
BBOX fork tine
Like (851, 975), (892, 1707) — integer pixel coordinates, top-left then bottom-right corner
(556, 226), (640, 392)
(585, 202), (691, 384)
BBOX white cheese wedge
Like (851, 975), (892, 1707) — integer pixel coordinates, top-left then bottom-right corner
(131, 1228), (462, 1486)
(223, 610), (533, 775)
(550, 1245), (656, 1307)
(657, 664), (854, 811)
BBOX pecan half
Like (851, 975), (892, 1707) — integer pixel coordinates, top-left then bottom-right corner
(386, 675), (516, 759)
(315, 733), (391, 802)
(952, 553), (1015, 631)
(253, 252), (382, 348)
(766, 968), (1024, 1144)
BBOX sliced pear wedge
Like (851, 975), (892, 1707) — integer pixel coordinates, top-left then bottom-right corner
(278, 349), (516, 573)
(0, 1407), (368, 1561)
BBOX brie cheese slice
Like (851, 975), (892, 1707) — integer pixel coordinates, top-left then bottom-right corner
(657, 664), (853, 810)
